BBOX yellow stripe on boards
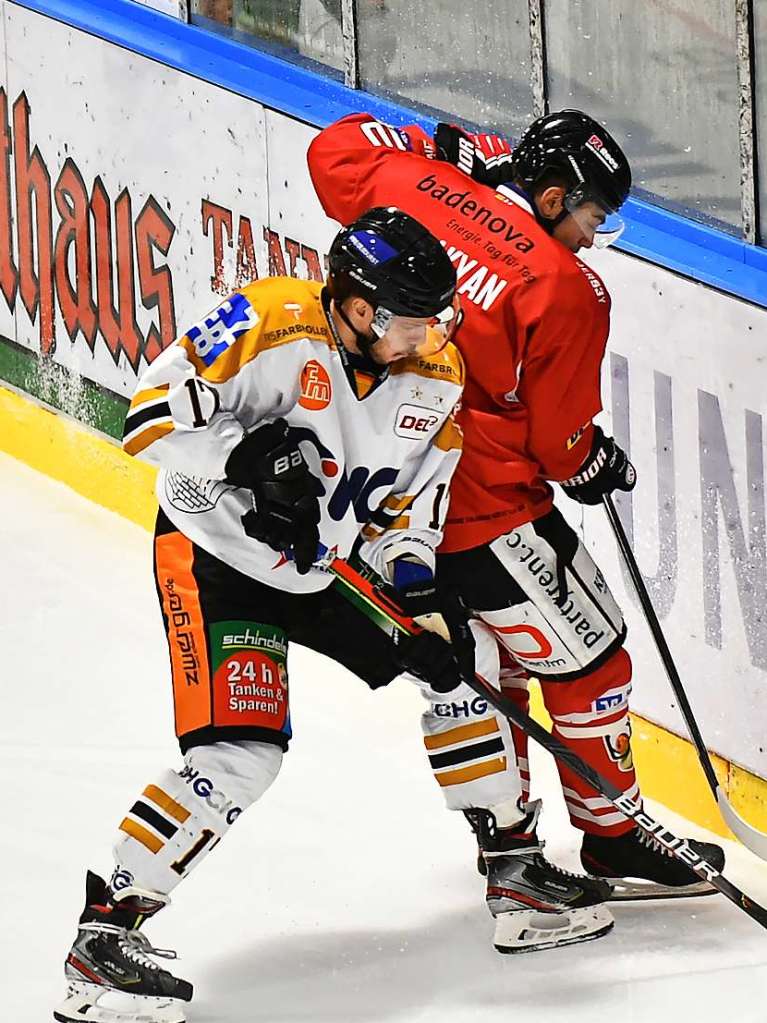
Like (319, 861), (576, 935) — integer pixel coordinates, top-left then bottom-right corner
(0, 385), (157, 531)
(4, 382), (767, 841)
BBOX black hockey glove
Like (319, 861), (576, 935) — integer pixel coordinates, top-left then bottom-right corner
(391, 581), (476, 694)
(227, 419), (322, 574)
(559, 425), (636, 506)
(393, 629), (462, 693)
(433, 123), (515, 188)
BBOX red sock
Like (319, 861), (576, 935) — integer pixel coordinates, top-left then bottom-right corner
(541, 649), (637, 837)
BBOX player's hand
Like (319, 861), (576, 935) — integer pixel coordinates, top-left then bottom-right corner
(433, 123), (515, 187)
(391, 581), (475, 693)
(393, 629), (462, 693)
(560, 425), (636, 505)
(227, 420), (323, 574)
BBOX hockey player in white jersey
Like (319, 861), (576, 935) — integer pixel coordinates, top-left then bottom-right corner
(54, 207), (476, 1023)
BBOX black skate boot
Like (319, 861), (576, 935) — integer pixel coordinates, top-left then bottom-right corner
(466, 801), (615, 954)
(581, 825), (726, 900)
(54, 871), (193, 1023)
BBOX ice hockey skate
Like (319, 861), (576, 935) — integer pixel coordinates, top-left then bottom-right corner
(466, 801), (614, 954)
(54, 871), (192, 1023)
(581, 824), (726, 900)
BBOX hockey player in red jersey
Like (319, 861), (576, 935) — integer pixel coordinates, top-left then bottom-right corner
(308, 111), (725, 947)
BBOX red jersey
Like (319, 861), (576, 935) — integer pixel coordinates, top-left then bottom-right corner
(308, 114), (611, 552)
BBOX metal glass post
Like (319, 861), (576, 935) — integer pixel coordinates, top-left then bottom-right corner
(341, 0), (360, 89)
(736, 0), (758, 243)
(528, 0), (547, 119)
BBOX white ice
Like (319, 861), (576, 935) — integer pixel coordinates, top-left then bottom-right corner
(2, 450), (767, 1022)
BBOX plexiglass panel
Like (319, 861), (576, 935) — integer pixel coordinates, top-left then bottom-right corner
(191, 0), (344, 74)
(357, 0), (534, 138)
(545, 0), (741, 232)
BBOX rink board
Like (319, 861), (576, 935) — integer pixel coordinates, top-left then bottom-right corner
(3, 380), (766, 842)
(0, 3), (766, 804)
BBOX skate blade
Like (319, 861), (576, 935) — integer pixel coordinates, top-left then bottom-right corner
(493, 904), (614, 954)
(606, 878), (719, 901)
(54, 981), (187, 1023)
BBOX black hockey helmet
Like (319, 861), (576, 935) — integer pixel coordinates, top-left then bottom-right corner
(327, 206), (456, 318)
(512, 109), (631, 214)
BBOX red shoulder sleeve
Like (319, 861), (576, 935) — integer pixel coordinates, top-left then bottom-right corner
(307, 113), (432, 224)
(517, 266), (610, 479)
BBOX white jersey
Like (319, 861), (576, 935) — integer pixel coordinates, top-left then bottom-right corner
(122, 277), (465, 593)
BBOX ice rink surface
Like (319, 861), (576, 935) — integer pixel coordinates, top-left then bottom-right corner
(2, 450), (767, 1022)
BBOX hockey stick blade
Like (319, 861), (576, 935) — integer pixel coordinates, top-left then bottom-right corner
(602, 494), (767, 861)
(325, 552), (767, 931)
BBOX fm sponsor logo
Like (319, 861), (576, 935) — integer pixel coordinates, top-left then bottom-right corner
(299, 360), (332, 410)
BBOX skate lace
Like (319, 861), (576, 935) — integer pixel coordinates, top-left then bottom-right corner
(535, 842), (593, 882)
(637, 828), (674, 858)
(82, 922), (179, 969)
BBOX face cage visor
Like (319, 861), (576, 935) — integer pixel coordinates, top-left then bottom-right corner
(564, 186), (625, 249)
(370, 294), (463, 357)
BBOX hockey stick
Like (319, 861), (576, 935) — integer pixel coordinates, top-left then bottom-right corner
(318, 548), (767, 931)
(602, 494), (767, 861)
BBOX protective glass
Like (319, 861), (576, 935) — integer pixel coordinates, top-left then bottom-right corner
(371, 295), (463, 357)
(564, 189), (625, 248)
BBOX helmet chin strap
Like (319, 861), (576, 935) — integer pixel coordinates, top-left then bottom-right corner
(520, 185), (572, 236)
(544, 207), (571, 234)
(334, 301), (379, 358)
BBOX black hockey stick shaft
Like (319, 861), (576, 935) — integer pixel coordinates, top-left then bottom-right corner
(602, 495), (767, 860)
(327, 554), (767, 930)
(602, 495), (720, 794)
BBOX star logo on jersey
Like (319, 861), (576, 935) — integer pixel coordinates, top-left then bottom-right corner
(410, 385), (424, 401)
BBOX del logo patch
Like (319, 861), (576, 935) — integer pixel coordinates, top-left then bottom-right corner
(395, 403), (440, 440)
(299, 360), (332, 410)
